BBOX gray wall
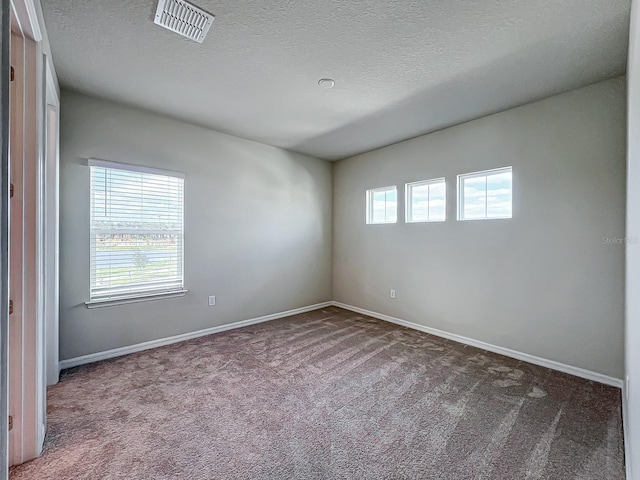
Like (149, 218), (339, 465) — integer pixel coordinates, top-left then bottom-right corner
(333, 77), (626, 379)
(59, 91), (332, 360)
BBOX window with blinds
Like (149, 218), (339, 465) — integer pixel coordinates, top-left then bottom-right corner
(89, 159), (184, 301)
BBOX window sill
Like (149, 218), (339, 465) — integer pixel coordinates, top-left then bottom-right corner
(85, 289), (188, 309)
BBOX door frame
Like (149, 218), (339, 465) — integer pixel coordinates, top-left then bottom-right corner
(5, 0), (57, 469)
(1, 0), (55, 474)
(8, 2), (40, 465)
(0, 0), (11, 477)
(43, 58), (59, 390)
(8, 17), (27, 466)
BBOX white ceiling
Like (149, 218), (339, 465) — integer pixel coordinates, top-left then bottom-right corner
(42, 0), (630, 160)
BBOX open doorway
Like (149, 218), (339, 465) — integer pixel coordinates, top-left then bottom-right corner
(3, 0), (59, 473)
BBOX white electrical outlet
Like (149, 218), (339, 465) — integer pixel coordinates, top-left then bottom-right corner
(390, 289), (396, 299)
(208, 295), (216, 306)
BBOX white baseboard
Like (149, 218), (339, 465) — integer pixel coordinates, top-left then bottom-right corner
(59, 302), (333, 371)
(59, 299), (623, 390)
(331, 301), (623, 389)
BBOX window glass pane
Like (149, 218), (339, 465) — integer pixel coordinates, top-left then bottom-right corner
(406, 179), (446, 223)
(459, 167), (512, 220)
(486, 171), (512, 218)
(410, 184), (429, 222)
(385, 188), (397, 223)
(93, 234), (181, 292)
(428, 182), (446, 221)
(371, 190), (387, 223)
(463, 176), (487, 219)
(366, 186), (397, 224)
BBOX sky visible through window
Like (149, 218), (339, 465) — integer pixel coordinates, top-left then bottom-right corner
(407, 180), (446, 222)
(369, 187), (397, 224)
(461, 169), (512, 220)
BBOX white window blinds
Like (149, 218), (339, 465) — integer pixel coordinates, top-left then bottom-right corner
(89, 159), (185, 301)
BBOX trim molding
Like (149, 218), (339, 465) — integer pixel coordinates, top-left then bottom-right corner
(85, 289), (188, 309)
(331, 301), (623, 388)
(60, 300), (623, 389)
(23, 0), (42, 41)
(623, 378), (632, 479)
(59, 301), (333, 371)
(10, 0), (42, 41)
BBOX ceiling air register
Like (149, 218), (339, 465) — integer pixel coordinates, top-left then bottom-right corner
(154, 0), (214, 43)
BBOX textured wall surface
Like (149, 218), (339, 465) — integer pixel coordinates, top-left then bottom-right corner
(333, 77), (626, 378)
(59, 91), (333, 360)
(41, 0), (630, 159)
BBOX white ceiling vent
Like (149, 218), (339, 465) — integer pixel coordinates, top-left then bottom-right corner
(154, 0), (214, 43)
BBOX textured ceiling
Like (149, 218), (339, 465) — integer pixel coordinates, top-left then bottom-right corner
(42, 0), (630, 160)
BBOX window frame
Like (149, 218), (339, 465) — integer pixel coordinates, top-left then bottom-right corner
(86, 158), (187, 307)
(405, 178), (447, 223)
(457, 166), (513, 221)
(365, 185), (398, 225)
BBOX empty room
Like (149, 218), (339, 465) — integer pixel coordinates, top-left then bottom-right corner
(2, 0), (640, 479)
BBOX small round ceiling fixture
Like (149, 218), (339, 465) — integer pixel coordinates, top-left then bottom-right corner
(318, 78), (335, 89)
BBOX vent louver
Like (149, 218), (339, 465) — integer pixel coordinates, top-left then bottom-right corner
(154, 0), (214, 43)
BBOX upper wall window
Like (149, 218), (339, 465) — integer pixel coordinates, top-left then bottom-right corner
(366, 186), (397, 224)
(458, 167), (512, 221)
(89, 159), (185, 301)
(406, 178), (446, 223)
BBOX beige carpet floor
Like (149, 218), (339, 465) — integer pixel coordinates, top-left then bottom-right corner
(10, 306), (624, 479)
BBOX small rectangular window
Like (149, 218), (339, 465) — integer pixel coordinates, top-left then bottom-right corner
(458, 166), (512, 221)
(366, 186), (397, 224)
(406, 178), (446, 223)
(89, 159), (185, 301)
